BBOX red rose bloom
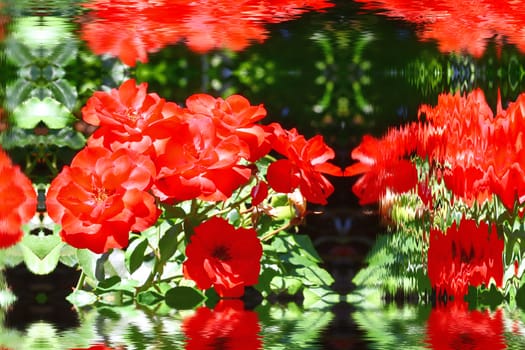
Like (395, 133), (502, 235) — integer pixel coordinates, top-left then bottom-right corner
(427, 218), (504, 298)
(266, 122), (342, 205)
(46, 147), (160, 253)
(82, 79), (168, 156)
(184, 93), (271, 162)
(152, 115), (252, 203)
(182, 300), (262, 350)
(183, 217), (262, 298)
(426, 301), (506, 350)
(0, 148), (37, 249)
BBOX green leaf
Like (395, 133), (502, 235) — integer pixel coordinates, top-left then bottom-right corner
(292, 235), (321, 262)
(294, 265), (334, 287)
(159, 223), (183, 264)
(164, 286), (205, 309)
(270, 276), (303, 295)
(97, 276), (122, 291)
(19, 234), (64, 275)
(5, 38), (34, 66)
(48, 39), (78, 66)
(77, 249), (100, 283)
(126, 237), (149, 274)
(5, 79), (34, 111)
(302, 286), (340, 309)
(137, 290), (164, 306)
(59, 244), (78, 267)
(50, 128), (86, 149)
(11, 96), (75, 129)
(66, 289), (97, 307)
(48, 79), (78, 111)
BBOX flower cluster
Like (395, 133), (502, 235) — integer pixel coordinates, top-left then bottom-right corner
(346, 88), (525, 298)
(0, 147), (37, 249)
(81, 0), (334, 66)
(44, 79), (341, 297)
(347, 89), (525, 212)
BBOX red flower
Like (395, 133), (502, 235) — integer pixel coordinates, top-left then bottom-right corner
(152, 115), (252, 203)
(0, 148), (37, 249)
(184, 93), (271, 161)
(266, 123), (342, 205)
(427, 218), (503, 298)
(251, 181), (269, 207)
(426, 301), (506, 350)
(182, 300), (262, 350)
(46, 147), (160, 253)
(82, 79), (168, 156)
(183, 217), (262, 298)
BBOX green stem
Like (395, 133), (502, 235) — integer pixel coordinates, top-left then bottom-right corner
(75, 271), (86, 290)
(261, 221), (293, 242)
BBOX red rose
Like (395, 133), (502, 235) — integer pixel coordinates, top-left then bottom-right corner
(182, 300), (262, 350)
(266, 123), (342, 205)
(183, 217), (262, 298)
(82, 79), (168, 156)
(0, 148), (37, 248)
(184, 93), (271, 161)
(152, 115), (252, 203)
(46, 147), (160, 253)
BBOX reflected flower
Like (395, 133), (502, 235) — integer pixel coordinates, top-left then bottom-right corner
(80, 0), (333, 66)
(182, 299), (262, 349)
(427, 218), (503, 298)
(0, 147), (37, 249)
(355, 0), (525, 56)
(345, 126), (418, 205)
(426, 301), (506, 350)
(347, 88), (525, 212)
(183, 217), (262, 298)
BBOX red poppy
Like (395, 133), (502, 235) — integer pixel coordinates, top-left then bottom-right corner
(182, 299), (262, 350)
(355, 0), (525, 57)
(0, 148), (37, 249)
(152, 115), (252, 203)
(82, 79), (168, 156)
(46, 147), (160, 254)
(427, 218), (503, 298)
(183, 217), (262, 298)
(266, 123), (342, 205)
(426, 300), (506, 350)
(184, 93), (271, 161)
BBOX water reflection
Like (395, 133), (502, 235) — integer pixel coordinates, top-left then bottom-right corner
(355, 0), (525, 57)
(79, 0), (334, 66)
(183, 300), (262, 349)
(425, 301), (506, 350)
(352, 299), (525, 349)
(0, 296), (334, 349)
